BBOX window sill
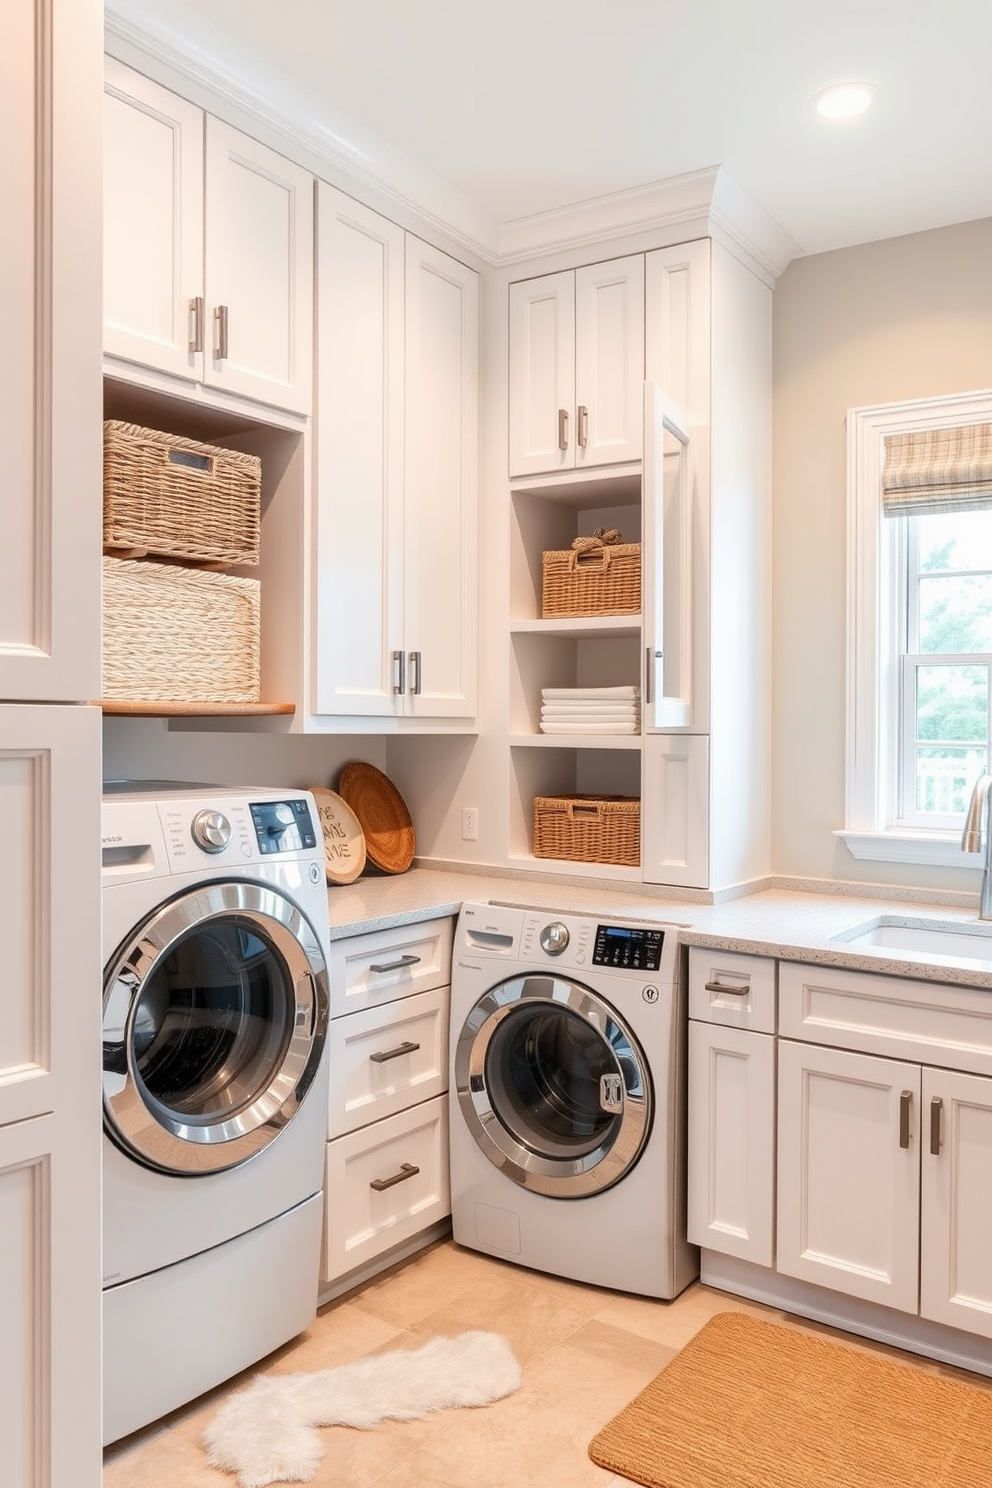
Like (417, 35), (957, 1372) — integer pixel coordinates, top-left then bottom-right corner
(836, 829), (977, 870)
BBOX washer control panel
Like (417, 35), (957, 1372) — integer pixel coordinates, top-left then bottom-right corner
(592, 924), (663, 972)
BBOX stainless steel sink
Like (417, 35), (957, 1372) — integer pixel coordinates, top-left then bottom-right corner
(835, 916), (992, 966)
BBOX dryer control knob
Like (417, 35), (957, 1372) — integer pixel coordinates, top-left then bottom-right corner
(191, 809), (232, 853)
(539, 921), (570, 956)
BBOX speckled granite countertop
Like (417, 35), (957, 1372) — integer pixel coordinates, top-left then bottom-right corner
(326, 865), (992, 991)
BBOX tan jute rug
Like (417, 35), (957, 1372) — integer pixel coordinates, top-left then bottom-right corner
(588, 1311), (992, 1488)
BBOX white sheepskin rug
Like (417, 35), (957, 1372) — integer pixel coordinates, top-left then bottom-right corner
(202, 1330), (521, 1488)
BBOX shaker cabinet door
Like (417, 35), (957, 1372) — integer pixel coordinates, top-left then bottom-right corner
(920, 1066), (992, 1341)
(574, 255), (644, 468)
(403, 237), (479, 719)
(203, 119), (314, 413)
(508, 271), (575, 478)
(103, 59), (204, 380)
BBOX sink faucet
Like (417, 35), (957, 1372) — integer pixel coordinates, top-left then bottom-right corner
(961, 773), (992, 920)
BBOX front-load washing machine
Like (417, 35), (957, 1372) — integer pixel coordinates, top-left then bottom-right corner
(449, 901), (698, 1299)
(101, 783), (331, 1444)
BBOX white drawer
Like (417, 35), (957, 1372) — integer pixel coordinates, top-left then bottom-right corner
(327, 984), (449, 1138)
(321, 1095), (450, 1283)
(688, 946), (777, 1033)
(778, 960), (992, 1073)
(328, 917), (454, 1017)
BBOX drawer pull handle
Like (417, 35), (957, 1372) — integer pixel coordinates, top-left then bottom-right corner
(369, 954), (422, 974)
(558, 407), (569, 451)
(188, 295), (204, 353)
(370, 1162), (420, 1193)
(899, 1090), (913, 1149)
(214, 303), (229, 360)
(704, 980), (749, 997)
(577, 404), (589, 448)
(370, 1040), (421, 1064)
(930, 1095), (943, 1156)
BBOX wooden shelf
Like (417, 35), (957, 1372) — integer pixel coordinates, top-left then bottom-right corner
(98, 700), (295, 717)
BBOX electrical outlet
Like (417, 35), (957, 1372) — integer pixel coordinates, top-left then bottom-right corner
(461, 807), (479, 841)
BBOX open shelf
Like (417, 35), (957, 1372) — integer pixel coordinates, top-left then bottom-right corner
(508, 853), (643, 881)
(510, 615), (641, 638)
(99, 700), (295, 717)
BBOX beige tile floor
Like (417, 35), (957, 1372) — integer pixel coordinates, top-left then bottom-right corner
(103, 1236), (992, 1488)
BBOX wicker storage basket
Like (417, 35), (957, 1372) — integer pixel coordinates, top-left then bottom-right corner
(103, 420), (261, 565)
(532, 794), (641, 867)
(541, 541), (641, 618)
(102, 557), (260, 703)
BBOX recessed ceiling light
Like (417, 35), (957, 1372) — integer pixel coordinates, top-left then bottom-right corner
(812, 82), (880, 121)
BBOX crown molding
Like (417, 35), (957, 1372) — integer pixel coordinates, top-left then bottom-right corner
(104, 0), (801, 282)
(497, 167), (800, 283)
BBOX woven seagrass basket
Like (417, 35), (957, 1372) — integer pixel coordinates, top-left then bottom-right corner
(532, 794), (641, 867)
(103, 420), (261, 565)
(541, 541), (641, 618)
(102, 557), (260, 703)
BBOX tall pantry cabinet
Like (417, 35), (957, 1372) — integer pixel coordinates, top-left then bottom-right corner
(506, 234), (772, 890)
(1, 2), (103, 1486)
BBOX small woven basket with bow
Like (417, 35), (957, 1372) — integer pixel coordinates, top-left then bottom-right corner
(541, 528), (641, 618)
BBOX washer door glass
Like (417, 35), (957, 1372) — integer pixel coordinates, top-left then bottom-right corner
(103, 881), (329, 1175)
(454, 974), (652, 1197)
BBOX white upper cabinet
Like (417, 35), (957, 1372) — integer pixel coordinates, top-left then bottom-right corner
(0, 0), (101, 703)
(103, 61), (313, 415)
(508, 255), (644, 478)
(314, 184), (478, 723)
(403, 236), (479, 718)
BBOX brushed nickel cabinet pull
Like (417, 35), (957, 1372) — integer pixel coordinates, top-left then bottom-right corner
(214, 303), (229, 360)
(392, 649), (406, 695)
(899, 1090), (913, 1149)
(558, 407), (569, 451)
(369, 954), (421, 974)
(188, 296), (204, 353)
(369, 1040), (421, 1064)
(369, 1162), (420, 1193)
(577, 404), (589, 448)
(704, 980), (750, 997)
(930, 1095), (943, 1156)
(409, 650), (422, 695)
(645, 646), (652, 705)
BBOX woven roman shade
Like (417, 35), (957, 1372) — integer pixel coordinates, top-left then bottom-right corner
(882, 423), (992, 516)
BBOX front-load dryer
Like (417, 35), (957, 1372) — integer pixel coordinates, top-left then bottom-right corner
(449, 901), (698, 1299)
(101, 783), (331, 1444)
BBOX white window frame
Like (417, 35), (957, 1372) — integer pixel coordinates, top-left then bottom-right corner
(840, 387), (992, 868)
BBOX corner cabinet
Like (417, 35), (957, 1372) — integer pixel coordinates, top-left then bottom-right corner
(506, 235), (771, 890)
(313, 183), (479, 724)
(103, 59), (314, 415)
(1, 2), (103, 1484)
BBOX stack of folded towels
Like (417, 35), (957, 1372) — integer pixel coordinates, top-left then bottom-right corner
(540, 685), (641, 735)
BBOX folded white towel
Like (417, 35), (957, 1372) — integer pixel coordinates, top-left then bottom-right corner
(541, 702), (640, 718)
(541, 685), (641, 701)
(540, 719), (640, 734)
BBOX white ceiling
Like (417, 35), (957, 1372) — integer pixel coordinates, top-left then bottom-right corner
(134, 0), (992, 259)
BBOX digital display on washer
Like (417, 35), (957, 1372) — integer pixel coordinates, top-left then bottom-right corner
(592, 924), (663, 971)
(249, 799), (317, 854)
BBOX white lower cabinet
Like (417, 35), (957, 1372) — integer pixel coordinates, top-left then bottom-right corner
(688, 1021), (775, 1266)
(321, 918), (453, 1291)
(690, 948), (992, 1362)
(776, 1040), (921, 1313)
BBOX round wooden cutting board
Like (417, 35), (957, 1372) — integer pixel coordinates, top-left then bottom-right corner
(336, 762), (415, 874)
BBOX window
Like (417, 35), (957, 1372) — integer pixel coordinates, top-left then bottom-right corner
(843, 390), (992, 867)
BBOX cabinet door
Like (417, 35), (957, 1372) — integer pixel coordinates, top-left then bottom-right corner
(203, 118), (313, 413)
(508, 271), (575, 477)
(921, 1067), (992, 1340)
(777, 1040), (920, 1313)
(0, 0), (101, 703)
(645, 239), (711, 425)
(643, 382), (693, 728)
(688, 1021), (775, 1265)
(403, 237), (478, 718)
(103, 60), (204, 380)
(314, 185), (405, 717)
(641, 733), (709, 888)
(574, 255), (644, 468)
